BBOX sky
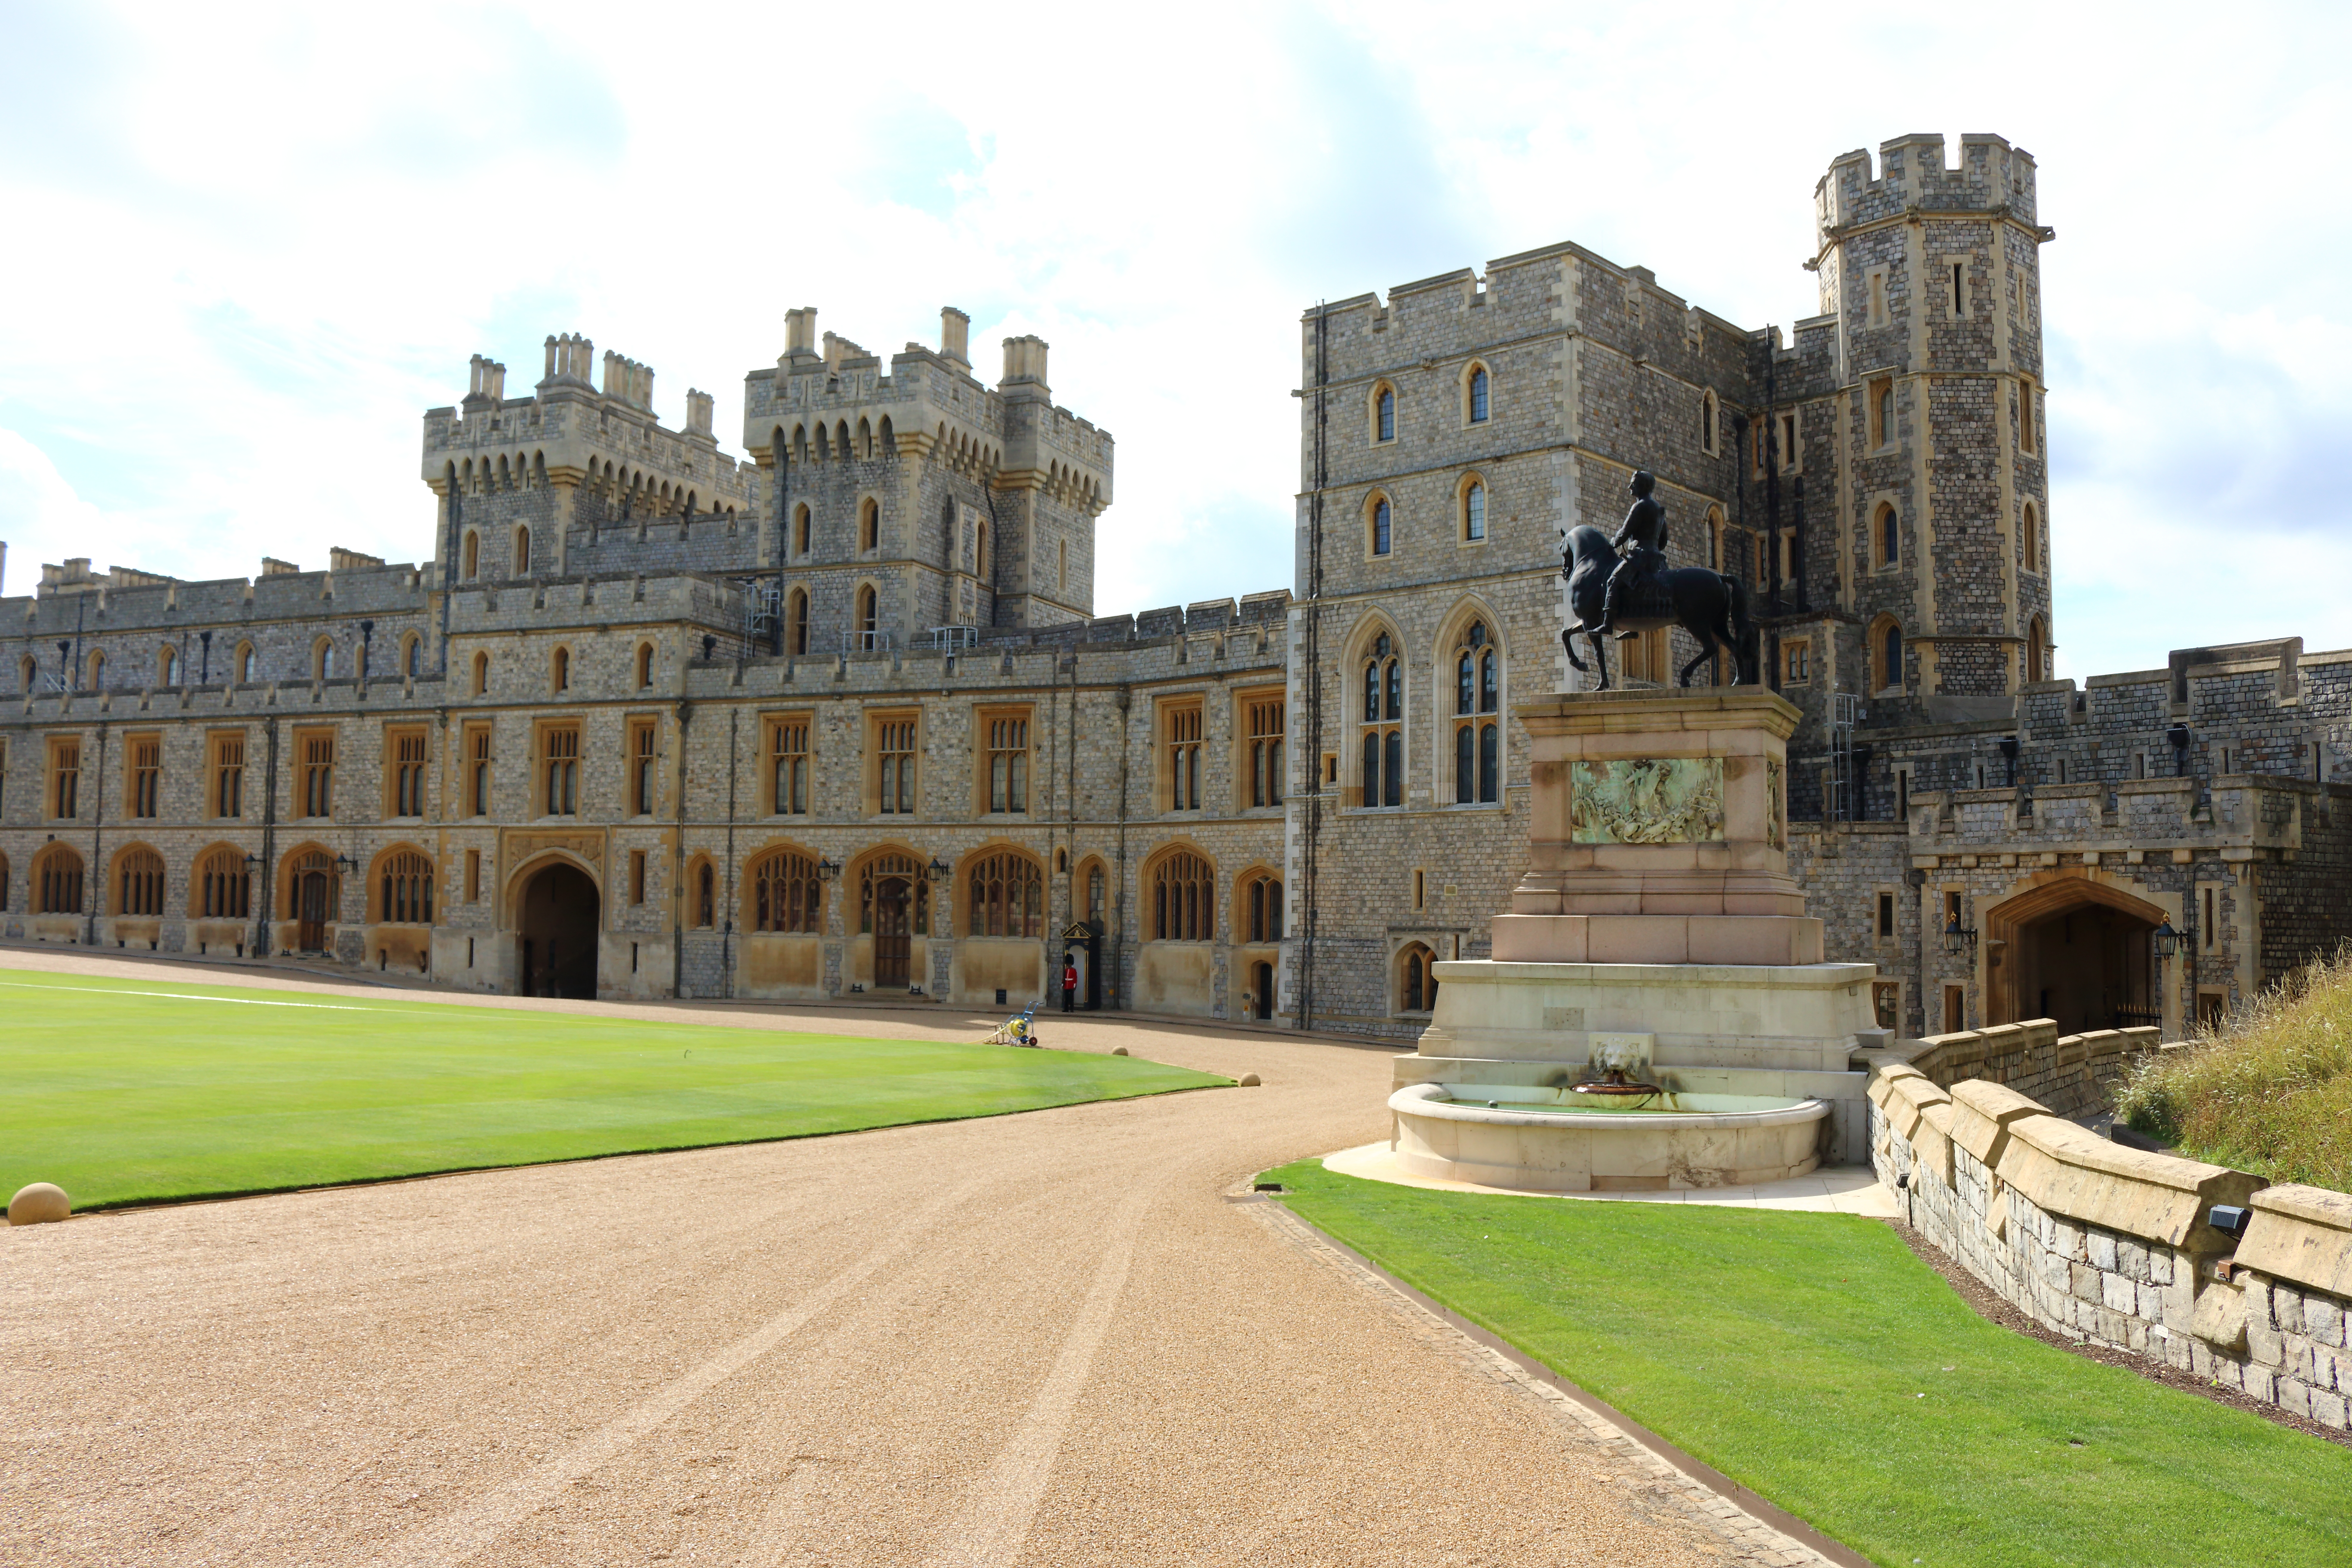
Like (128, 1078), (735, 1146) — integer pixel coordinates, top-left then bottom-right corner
(1, 0), (2347, 680)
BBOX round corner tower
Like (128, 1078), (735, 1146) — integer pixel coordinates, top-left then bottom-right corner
(1814, 132), (2052, 717)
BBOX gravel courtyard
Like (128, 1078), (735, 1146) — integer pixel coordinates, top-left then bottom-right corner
(2, 951), (1822, 1566)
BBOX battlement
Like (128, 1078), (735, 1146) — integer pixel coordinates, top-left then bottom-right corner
(1817, 132), (2038, 238)
(738, 305), (1112, 508)
(1300, 238), (1758, 396)
(422, 333), (755, 517)
(39, 558), (177, 595)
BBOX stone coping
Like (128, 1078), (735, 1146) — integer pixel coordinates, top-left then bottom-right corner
(1994, 1115), (2261, 1250)
(1433, 959), (1876, 988)
(1391, 1081), (1831, 1133)
(1322, 1142), (1898, 1214)
(1867, 1035), (2316, 1268)
(2240, 1185), (2352, 1300)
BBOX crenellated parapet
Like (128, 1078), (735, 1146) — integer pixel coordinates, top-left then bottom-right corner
(421, 334), (756, 573)
(738, 306), (1112, 515)
(1814, 132), (2041, 243)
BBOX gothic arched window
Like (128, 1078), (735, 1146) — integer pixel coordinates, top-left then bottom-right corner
(1360, 632), (1402, 809)
(1452, 622), (1500, 804)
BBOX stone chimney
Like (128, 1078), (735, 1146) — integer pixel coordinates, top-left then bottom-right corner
(684, 389), (715, 438)
(1001, 335), (1050, 398)
(784, 307), (818, 358)
(260, 557), (300, 576)
(940, 306), (971, 366)
(544, 333), (595, 386)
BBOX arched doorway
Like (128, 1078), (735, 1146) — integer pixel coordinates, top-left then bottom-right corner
(288, 849), (337, 953)
(1986, 875), (2166, 1035)
(518, 860), (600, 999)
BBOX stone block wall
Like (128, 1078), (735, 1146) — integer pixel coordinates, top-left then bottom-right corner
(1866, 1045), (2352, 1431)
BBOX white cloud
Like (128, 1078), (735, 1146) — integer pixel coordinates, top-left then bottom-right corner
(1, 0), (2347, 679)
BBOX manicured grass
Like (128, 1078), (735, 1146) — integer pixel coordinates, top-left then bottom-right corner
(2116, 949), (2352, 1191)
(1263, 1159), (2352, 1568)
(0, 968), (1227, 1209)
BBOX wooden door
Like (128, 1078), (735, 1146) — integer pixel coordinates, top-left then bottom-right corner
(874, 879), (910, 989)
(297, 872), (330, 952)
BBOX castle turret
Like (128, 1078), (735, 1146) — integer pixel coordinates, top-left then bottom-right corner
(1811, 132), (2053, 721)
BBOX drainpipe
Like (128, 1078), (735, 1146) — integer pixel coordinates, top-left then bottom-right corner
(1763, 355), (1782, 617)
(87, 721), (108, 946)
(438, 469), (460, 675)
(255, 716), (280, 958)
(671, 697), (691, 999)
(1908, 865), (1928, 1040)
(722, 707), (738, 998)
(771, 450), (788, 655)
(1112, 684), (1131, 1011)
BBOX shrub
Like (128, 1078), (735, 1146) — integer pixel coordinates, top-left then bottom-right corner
(2115, 949), (2352, 1192)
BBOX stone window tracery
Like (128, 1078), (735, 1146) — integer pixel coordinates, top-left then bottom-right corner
(1360, 632), (1402, 809)
(197, 846), (248, 919)
(378, 850), (434, 924)
(1149, 849), (1214, 941)
(750, 848), (823, 934)
(116, 846), (165, 917)
(967, 850), (1043, 939)
(1452, 622), (1500, 805)
(1398, 942), (1439, 1014)
(1239, 870), (1284, 943)
(36, 845), (84, 914)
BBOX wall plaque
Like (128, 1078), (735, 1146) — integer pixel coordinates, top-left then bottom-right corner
(1570, 758), (1726, 845)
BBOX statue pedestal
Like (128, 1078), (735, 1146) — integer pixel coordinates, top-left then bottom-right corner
(1393, 690), (1884, 1188)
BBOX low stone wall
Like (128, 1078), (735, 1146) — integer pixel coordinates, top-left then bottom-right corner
(1883, 1020), (2159, 1119)
(1865, 1031), (2352, 1432)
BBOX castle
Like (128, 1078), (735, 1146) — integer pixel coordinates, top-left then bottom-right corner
(5, 132), (2346, 1041)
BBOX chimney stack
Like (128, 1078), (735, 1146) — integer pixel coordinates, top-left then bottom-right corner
(685, 389), (715, 437)
(1000, 334), (1050, 397)
(940, 307), (971, 366)
(784, 307), (818, 357)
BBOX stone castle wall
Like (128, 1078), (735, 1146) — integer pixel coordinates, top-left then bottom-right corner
(12, 132), (2352, 1039)
(1868, 1040), (2352, 1432)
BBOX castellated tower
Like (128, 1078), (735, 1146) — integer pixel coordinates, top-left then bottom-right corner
(1775, 133), (2052, 750)
(738, 306), (1114, 655)
(422, 334), (758, 590)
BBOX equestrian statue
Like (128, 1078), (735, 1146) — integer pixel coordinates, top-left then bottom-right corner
(1560, 469), (1756, 689)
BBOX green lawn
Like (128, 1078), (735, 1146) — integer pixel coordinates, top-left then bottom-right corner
(1264, 1159), (2352, 1568)
(0, 968), (1226, 1209)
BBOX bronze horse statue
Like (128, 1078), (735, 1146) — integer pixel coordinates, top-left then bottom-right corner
(1560, 524), (1756, 689)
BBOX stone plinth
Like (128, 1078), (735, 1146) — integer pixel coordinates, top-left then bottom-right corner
(1385, 686), (1884, 1181)
(1497, 688), (1816, 966)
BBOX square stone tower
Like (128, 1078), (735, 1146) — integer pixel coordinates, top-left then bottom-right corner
(1773, 132), (2054, 735)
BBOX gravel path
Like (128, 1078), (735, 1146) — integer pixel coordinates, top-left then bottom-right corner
(3, 952), (1824, 1565)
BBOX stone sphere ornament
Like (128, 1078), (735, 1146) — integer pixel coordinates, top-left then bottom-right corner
(8, 1183), (71, 1225)
(1238, 1073), (1262, 1087)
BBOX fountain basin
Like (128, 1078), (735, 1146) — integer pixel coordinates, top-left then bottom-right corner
(1389, 1081), (1831, 1192)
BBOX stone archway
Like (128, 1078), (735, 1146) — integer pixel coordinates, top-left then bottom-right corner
(1984, 873), (2169, 1035)
(517, 858), (600, 999)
